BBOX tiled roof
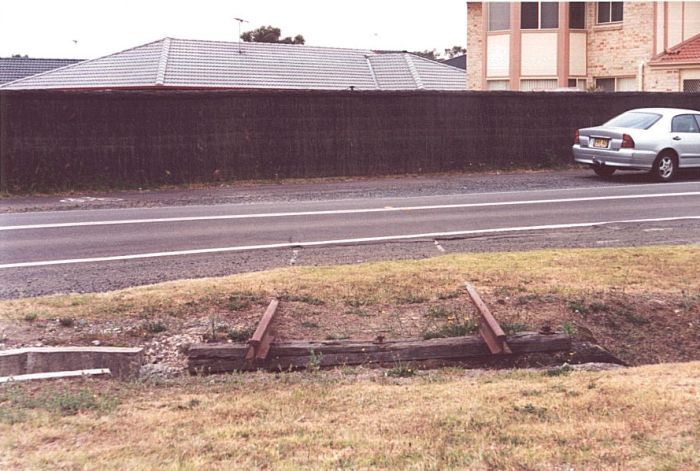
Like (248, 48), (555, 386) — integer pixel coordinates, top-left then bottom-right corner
(0, 57), (83, 84)
(650, 33), (700, 65)
(0, 38), (467, 91)
(441, 55), (466, 70)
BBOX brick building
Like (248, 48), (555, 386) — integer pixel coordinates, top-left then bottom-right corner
(467, 1), (700, 91)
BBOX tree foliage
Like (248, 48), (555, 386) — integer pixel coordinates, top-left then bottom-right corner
(241, 26), (305, 45)
(412, 46), (466, 61)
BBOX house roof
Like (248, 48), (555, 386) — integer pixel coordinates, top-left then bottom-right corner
(440, 55), (467, 70)
(650, 33), (700, 66)
(0, 38), (467, 91)
(0, 57), (83, 84)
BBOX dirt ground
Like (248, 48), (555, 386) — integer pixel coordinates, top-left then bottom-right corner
(2, 287), (698, 371)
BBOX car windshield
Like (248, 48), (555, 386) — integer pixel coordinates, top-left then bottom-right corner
(604, 112), (661, 129)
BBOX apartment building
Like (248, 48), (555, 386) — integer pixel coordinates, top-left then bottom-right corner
(467, 1), (700, 91)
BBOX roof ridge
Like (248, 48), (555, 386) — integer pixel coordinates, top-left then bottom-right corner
(166, 37), (376, 55)
(0, 37), (169, 89)
(404, 54), (424, 89)
(364, 55), (380, 90)
(156, 38), (172, 86)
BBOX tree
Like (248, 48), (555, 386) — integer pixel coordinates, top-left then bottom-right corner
(411, 45), (466, 61)
(443, 46), (466, 59)
(241, 26), (305, 45)
(413, 49), (439, 61)
(11, 54), (29, 58)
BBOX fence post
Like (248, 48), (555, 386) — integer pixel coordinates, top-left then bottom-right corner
(0, 92), (7, 193)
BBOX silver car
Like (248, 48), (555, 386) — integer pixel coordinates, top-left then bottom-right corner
(573, 108), (700, 181)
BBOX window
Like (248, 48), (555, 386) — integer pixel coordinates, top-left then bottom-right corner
(597, 2), (623, 24)
(569, 2), (586, 29)
(521, 79), (558, 91)
(489, 2), (511, 31)
(568, 78), (587, 90)
(672, 115), (700, 133)
(605, 112), (661, 130)
(521, 2), (558, 29)
(683, 80), (700, 92)
(595, 77), (635, 91)
(487, 80), (510, 90)
(595, 78), (615, 92)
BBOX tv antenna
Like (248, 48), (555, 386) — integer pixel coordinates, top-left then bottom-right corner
(234, 17), (249, 54)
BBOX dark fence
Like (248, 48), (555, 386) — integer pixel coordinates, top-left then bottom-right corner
(1, 89), (699, 191)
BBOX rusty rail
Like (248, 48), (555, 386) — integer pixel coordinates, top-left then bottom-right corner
(464, 282), (512, 355)
(245, 299), (279, 361)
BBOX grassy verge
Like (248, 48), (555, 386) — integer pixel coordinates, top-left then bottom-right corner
(1, 244), (698, 323)
(1, 362), (699, 470)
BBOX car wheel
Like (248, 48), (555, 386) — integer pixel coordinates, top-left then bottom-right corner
(651, 152), (677, 182)
(593, 166), (616, 177)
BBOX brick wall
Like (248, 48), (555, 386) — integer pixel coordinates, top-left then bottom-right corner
(645, 67), (680, 92)
(466, 2), (483, 90)
(586, 1), (655, 86)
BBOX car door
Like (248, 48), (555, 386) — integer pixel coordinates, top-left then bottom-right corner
(670, 114), (700, 167)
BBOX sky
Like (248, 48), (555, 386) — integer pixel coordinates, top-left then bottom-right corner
(0, 1), (467, 59)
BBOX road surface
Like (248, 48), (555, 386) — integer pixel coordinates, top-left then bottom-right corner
(1, 172), (698, 298)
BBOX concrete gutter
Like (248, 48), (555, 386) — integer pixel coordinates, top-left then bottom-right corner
(0, 346), (143, 379)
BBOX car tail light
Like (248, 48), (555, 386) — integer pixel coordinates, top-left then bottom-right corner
(574, 130), (580, 145)
(621, 134), (635, 148)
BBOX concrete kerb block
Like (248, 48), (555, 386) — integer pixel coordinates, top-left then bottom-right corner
(0, 347), (143, 380)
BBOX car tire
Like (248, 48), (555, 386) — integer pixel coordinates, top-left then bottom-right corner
(651, 152), (677, 182)
(593, 166), (616, 177)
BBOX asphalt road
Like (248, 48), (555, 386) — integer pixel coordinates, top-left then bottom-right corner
(1, 171), (699, 298)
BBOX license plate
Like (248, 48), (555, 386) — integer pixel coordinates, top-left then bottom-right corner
(593, 138), (609, 148)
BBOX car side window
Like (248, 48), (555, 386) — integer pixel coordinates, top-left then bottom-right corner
(671, 114), (700, 133)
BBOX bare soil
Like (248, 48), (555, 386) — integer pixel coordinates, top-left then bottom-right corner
(2, 288), (698, 371)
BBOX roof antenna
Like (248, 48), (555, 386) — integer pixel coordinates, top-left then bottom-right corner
(234, 17), (249, 54)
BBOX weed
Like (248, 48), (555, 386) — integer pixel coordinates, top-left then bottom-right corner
(386, 362), (416, 378)
(425, 305), (454, 319)
(437, 290), (461, 300)
(325, 334), (349, 341)
(513, 403), (548, 418)
(679, 290), (699, 311)
(619, 309), (650, 325)
(228, 326), (256, 342)
(347, 308), (371, 317)
(561, 322), (577, 336)
(397, 293), (429, 304)
(589, 301), (609, 313)
(143, 320), (167, 334)
(501, 322), (528, 335)
(568, 299), (590, 315)
(307, 350), (323, 371)
(0, 407), (27, 424)
(545, 364), (574, 377)
(516, 294), (540, 305)
(58, 317), (75, 328)
(281, 294), (325, 306)
(423, 320), (478, 340)
(344, 298), (372, 308)
(23, 312), (38, 323)
(2, 387), (118, 416)
(301, 321), (319, 329)
(226, 294), (252, 311)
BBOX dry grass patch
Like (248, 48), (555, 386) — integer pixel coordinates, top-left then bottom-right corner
(1, 362), (699, 470)
(1, 245), (697, 323)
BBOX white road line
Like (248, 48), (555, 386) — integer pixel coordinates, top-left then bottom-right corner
(2, 215), (698, 269)
(434, 240), (446, 253)
(2, 191), (700, 231)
